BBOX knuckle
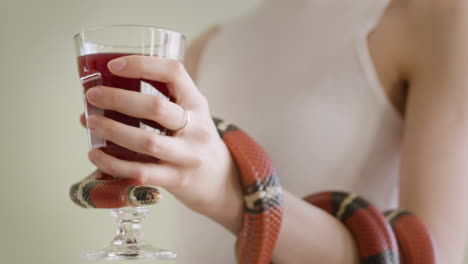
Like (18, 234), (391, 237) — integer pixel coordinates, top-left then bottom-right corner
(169, 60), (185, 76)
(102, 119), (117, 136)
(190, 156), (204, 169)
(196, 125), (212, 143)
(150, 96), (168, 118)
(134, 166), (148, 183)
(105, 160), (117, 176)
(144, 133), (160, 155)
(109, 89), (122, 107)
(174, 173), (190, 189)
(139, 58), (154, 77)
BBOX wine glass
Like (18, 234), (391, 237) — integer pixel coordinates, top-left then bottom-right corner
(73, 25), (185, 261)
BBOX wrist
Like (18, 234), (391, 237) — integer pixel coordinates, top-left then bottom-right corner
(201, 157), (244, 234)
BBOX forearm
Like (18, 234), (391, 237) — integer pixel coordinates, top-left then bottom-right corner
(205, 183), (359, 263)
(272, 191), (359, 264)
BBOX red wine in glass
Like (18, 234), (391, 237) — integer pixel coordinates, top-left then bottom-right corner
(78, 53), (171, 165)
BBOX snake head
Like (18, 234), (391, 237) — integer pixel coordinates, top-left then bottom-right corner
(128, 186), (162, 206)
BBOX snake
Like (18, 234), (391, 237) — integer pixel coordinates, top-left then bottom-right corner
(69, 170), (161, 208)
(70, 118), (437, 264)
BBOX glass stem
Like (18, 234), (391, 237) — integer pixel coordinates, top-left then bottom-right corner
(81, 205), (176, 260)
(111, 207), (149, 246)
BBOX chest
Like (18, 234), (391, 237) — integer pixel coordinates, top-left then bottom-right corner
(197, 0), (403, 203)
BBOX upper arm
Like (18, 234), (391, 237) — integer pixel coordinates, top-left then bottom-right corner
(400, 1), (468, 263)
(184, 25), (220, 84)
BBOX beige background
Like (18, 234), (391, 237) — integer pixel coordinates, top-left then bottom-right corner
(0, 0), (466, 263)
(0, 0), (257, 263)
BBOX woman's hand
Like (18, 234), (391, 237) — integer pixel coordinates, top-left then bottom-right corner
(80, 55), (244, 233)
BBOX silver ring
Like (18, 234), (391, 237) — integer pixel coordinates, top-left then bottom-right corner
(174, 107), (189, 133)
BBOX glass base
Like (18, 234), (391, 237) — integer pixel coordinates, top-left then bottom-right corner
(81, 206), (176, 261)
(82, 243), (176, 261)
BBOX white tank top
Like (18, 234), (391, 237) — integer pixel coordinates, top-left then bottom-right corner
(176, 0), (400, 262)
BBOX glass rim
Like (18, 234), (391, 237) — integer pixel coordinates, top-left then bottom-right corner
(73, 24), (186, 41)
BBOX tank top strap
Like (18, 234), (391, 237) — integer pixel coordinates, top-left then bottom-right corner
(357, 0), (391, 34)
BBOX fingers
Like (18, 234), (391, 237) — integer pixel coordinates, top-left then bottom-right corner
(86, 86), (187, 131)
(107, 55), (204, 108)
(87, 114), (194, 164)
(88, 148), (178, 187)
(80, 113), (86, 128)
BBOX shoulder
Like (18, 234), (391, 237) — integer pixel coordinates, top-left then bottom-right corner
(404, 0), (468, 25)
(402, 0), (468, 77)
(408, 0), (468, 11)
(184, 25), (220, 84)
(406, 0), (468, 37)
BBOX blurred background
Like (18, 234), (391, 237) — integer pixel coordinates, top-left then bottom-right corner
(0, 0), (258, 263)
(1, 0), (467, 263)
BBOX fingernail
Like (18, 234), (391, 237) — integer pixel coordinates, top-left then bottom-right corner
(87, 87), (101, 102)
(88, 149), (100, 162)
(108, 58), (127, 71)
(87, 115), (99, 131)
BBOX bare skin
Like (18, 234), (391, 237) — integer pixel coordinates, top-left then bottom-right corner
(80, 0), (468, 263)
